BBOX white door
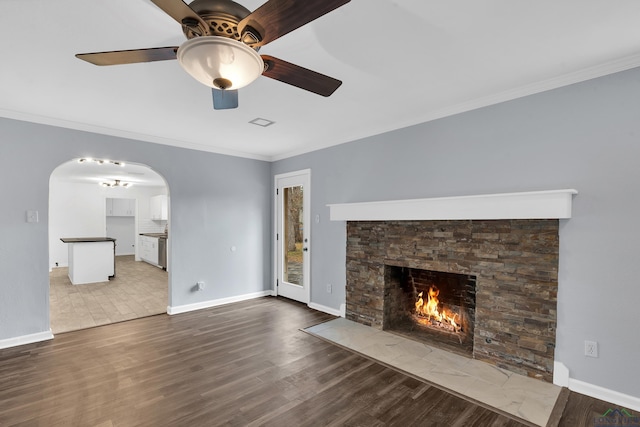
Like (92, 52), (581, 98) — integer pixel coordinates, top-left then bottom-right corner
(275, 170), (310, 304)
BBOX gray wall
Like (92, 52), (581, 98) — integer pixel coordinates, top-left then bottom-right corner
(0, 118), (271, 340)
(2, 65), (639, 400)
(272, 67), (640, 398)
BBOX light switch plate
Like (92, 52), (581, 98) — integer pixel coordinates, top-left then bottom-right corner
(26, 210), (39, 223)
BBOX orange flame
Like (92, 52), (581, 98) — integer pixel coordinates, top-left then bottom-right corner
(415, 286), (460, 332)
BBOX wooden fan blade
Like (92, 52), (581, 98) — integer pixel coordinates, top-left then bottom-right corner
(238, 0), (350, 47)
(212, 89), (239, 110)
(76, 47), (178, 66)
(261, 55), (342, 97)
(151, 0), (209, 34)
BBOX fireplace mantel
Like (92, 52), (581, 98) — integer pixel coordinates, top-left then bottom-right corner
(328, 189), (577, 221)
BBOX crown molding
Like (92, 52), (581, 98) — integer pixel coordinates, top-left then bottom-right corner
(271, 52), (640, 162)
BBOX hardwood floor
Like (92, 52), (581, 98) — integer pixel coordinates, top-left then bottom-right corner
(0, 297), (624, 426)
(557, 391), (637, 427)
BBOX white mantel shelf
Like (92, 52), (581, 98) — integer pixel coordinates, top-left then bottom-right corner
(328, 189), (578, 221)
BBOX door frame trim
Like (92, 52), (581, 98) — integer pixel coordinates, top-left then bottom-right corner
(273, 169), (311, 304)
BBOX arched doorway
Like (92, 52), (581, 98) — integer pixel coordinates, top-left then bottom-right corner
(48, 158), (170, 334)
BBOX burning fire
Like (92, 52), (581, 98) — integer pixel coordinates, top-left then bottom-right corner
(414, 287), (461, 333)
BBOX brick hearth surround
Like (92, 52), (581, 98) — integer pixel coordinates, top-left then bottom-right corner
(346, 219), (559, 382)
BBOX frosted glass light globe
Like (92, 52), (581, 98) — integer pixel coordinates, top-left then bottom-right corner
(177, 36), (264, 90)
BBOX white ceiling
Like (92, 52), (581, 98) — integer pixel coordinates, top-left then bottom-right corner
(2, 0), (640, 161)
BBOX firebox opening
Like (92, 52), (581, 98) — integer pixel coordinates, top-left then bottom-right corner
(383, 266), (476, 357)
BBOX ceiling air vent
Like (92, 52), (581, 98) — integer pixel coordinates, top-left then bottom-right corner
(249, 118), (275, 127)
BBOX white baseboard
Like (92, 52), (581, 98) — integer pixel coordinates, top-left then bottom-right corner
(308, 302), (343, 317)
(569, 378), (640, 412)
(0, 330), (54, 350)
(553, 361), (570, 387)
(167, 291), (272, 315)
(554, 361), (639, 411)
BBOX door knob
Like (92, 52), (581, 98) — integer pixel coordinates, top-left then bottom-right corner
(303, 247), (308, 252)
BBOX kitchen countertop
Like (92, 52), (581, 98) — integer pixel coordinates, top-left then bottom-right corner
(60, 237), (116, 243)
(139, 233), (168, 239)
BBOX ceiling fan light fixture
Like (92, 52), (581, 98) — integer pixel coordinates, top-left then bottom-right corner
(177, 36), (264, 90)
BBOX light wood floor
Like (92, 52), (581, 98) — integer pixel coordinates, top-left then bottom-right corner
(0, 297), (622, 426)
(50, 255), (167, 334)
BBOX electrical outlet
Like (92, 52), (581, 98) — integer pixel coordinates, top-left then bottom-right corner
(585, 340), (598, 358)
(326, 283), (332, 293)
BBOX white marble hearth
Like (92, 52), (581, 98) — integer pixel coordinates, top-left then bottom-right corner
(305, 318), (562, 427)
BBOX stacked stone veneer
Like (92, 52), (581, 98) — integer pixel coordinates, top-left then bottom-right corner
(346, 219), (559, 382)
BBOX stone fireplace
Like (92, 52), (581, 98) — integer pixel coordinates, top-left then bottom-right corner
(346, 219), (559, 382)
(331, 190), (576, 383)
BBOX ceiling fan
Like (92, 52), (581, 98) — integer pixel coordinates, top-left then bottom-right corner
(76, 0), (350, 109)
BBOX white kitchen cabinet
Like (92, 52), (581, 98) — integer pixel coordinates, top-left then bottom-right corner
(150, 195), (168, 220)
(139, 235), (159, 265)
(106, 198), (135, 216)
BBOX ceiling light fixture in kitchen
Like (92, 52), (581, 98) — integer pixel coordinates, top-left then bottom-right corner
(79, 158), (125, 167)
(100, 179), (132, 188)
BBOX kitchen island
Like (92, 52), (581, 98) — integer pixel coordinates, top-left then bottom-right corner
(60, 237), (116, 285)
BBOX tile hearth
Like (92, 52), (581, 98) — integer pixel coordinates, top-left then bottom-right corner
(305, 318), (561, 427)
